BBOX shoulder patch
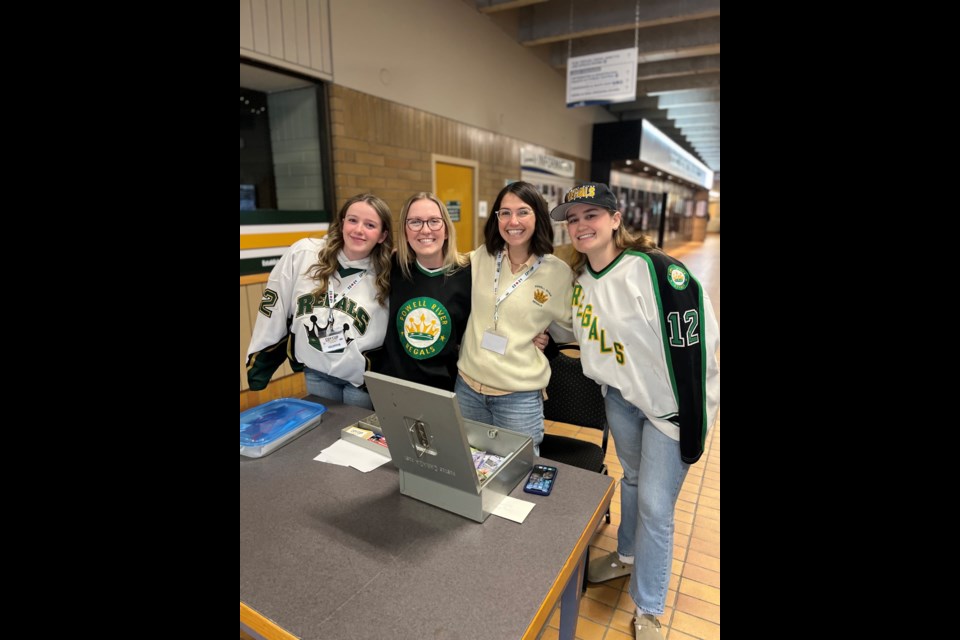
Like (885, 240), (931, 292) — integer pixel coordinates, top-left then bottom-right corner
(667, 264), (690, 290)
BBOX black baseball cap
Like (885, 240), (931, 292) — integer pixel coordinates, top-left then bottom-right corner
(549, 182), (619, 221)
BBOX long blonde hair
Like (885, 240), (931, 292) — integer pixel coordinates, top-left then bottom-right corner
(396, 192), (468, 281)
(570, 211), (658, 278)
(307, 193), (394, 305)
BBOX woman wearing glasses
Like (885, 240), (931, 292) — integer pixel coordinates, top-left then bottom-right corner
(455, 181), (574, 455)
(367, 192), (472, 391)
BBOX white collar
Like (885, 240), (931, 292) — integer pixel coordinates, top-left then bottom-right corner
(416, 259), (444, 273)
(337, 249), (373, 270)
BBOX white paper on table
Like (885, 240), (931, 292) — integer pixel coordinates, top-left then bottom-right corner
(491, 495), (536, 523)
(314, 439), (391, 472)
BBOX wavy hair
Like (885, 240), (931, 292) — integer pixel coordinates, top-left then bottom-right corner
(307, 193), (393, 305)
(482, 181), (554, 258)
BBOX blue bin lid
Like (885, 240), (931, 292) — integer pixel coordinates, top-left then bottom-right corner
(240, 398), (327, 446)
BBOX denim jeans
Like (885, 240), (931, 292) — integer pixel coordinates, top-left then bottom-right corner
(454, 376), (544, 456)
(604, 385), (689, 616)
(304, 367), (373, 410)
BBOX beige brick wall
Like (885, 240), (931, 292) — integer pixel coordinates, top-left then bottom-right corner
(328, 85), (589, 226)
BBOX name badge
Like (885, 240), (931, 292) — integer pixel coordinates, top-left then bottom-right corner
(481, 329), (508, 355)
(320, 331), (348, 352)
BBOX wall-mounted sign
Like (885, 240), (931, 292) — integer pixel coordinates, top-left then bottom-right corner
(446, 200), (461, 222)
(566, 47), (637, 108)
(239, 209), (331, 276)
(639, 120), (713, 190)
(520, 149), (576, 178)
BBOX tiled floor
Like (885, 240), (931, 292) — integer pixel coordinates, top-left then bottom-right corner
(241, 235), (720, 640)
(539, 235), (720, 640)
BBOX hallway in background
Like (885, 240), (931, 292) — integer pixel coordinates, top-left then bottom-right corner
(540, 235), (719, 640)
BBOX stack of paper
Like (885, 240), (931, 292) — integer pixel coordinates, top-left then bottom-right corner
(314, 439), (391, 472)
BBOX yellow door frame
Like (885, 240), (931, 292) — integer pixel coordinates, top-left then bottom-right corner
(432, 154), (479, 253)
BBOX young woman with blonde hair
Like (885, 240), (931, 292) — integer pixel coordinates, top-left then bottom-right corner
(368, 192), (471, 391)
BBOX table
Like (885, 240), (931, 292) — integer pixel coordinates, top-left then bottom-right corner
(240, 396), (614, 640)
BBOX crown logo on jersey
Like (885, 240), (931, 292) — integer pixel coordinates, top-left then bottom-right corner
(533, 289), (549, 304)
(304, 314), (356, 352)
(398, 297), (451, 361)
(406, 312), (441, 339)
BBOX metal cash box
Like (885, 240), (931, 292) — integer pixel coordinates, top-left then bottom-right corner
(363, 372), (534, 522)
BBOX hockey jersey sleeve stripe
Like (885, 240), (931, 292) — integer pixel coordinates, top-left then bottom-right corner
(246, 335), (290, 391)
(633, 250), (709, 464)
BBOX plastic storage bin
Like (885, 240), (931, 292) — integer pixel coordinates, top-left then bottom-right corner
(240, 398), (327, 458)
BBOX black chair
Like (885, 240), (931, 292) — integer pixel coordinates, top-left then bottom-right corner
(539, 341), (611, 525)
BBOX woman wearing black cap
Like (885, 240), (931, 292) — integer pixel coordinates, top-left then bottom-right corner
(551, 182), (720, 640)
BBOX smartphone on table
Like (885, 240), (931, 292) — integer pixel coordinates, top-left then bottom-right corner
(523, 464), (558, 496)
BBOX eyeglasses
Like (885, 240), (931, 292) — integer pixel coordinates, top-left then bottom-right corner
(406, 217), (444, 231)
(495, 208), (533, 220)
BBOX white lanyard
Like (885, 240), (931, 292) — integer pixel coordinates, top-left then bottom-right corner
(492, 250), (542, 329)
(326, 271), (366, 325)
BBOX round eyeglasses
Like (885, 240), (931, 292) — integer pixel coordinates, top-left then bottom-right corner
(495, 208), (533, 220)
(406, 218), (445, 231)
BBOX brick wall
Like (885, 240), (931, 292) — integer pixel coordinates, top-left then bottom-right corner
(328, 85), (589, 224)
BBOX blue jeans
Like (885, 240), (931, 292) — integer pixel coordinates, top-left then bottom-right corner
(604, 386), (689, 616)
(304, 367), (373, 410)
(454, 376), (544, 456)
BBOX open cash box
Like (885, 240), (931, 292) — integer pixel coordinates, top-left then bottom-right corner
(363, 372), (533, 522)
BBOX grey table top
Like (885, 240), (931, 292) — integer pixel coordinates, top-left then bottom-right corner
(240, 396), (614, 640)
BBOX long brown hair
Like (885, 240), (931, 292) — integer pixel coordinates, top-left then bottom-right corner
(396, 192), (468, 281)
(307, 193), (393, 305)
